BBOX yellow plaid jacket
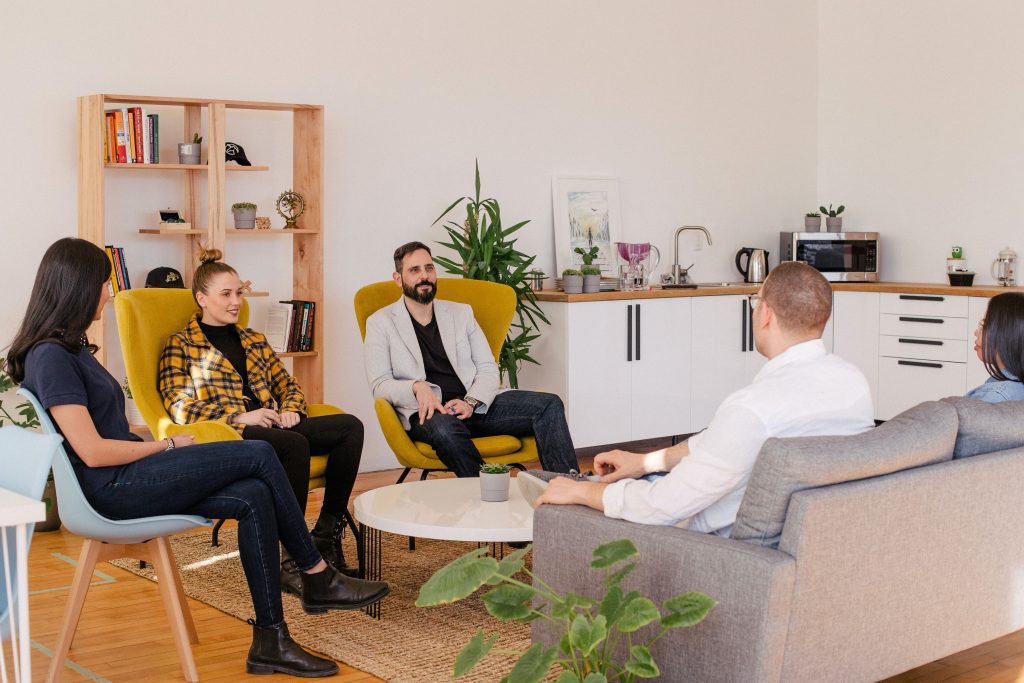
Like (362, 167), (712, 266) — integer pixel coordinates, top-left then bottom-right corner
(158, 314), (307, 434)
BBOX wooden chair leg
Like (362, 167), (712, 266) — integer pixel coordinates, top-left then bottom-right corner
(151, 537), (199, 682)
(210, 518), (226, 547)
(47, 539), (102, 683)
(164, 539), (199, 644)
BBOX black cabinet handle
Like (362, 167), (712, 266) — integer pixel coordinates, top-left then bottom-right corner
(635, 304), (641, 361)
(741, 299), (747, 352)
(898, 360), (943, 369)
(747, 299), (754, 351)
(898, 316), (943, 324)
(900, 295), (944, 302)
(626, 304), (632, 362)
(898, 338), (943, 346)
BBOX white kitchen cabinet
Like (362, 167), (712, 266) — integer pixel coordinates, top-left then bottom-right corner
(832, 291), (880, 408)
(522, 298), (692, 448)
(690, 295), (759, 431)
(877, 357), (966, 420)
(966, 297), (989, 391)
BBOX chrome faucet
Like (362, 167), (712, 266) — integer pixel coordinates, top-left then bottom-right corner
(672, 226), (713, 285)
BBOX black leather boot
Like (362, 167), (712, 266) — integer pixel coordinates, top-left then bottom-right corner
(245, 620), (339, 677)
(280, 551), (303, 597)
(300, 565), (389, 614)
(311, 512), (359, 577)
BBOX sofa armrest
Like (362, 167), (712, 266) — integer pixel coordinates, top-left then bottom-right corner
(532, 504), (795, 683)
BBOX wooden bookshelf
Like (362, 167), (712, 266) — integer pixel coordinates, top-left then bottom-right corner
(78, 94), (325, 402)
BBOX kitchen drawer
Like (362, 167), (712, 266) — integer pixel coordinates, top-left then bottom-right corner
(879, 313), (969, 340)
(879, 335), (968, 363)
(880, 292), (968, 317)
(877, 356), (966, 421)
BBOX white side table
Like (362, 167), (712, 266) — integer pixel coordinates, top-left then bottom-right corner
(0, 487), (46, 683)
(353, 477), (534, 617)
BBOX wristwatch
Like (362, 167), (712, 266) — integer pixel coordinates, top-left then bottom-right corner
(464, 396), (482, 410)
(164, 437), (176, 451)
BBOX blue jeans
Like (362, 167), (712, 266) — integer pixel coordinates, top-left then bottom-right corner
(87, 440), (320, 627)
(408, 390), (578, 477)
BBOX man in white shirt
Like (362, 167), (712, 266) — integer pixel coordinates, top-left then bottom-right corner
(536, 261), (874, 535)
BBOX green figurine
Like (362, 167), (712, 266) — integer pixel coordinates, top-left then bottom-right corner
(951, 246), (963, 258)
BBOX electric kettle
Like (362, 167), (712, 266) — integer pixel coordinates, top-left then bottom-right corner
(736, 248), (769, 283)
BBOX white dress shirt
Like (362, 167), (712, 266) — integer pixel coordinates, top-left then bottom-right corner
(602, 339), (874, 534)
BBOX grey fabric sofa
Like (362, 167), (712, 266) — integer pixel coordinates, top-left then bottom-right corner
(532, 398), (1024, 682)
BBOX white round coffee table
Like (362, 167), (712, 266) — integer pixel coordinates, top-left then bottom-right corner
(354, 477), (533, 615)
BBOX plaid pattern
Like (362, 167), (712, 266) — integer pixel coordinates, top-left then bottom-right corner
(159, 314), (306, 434)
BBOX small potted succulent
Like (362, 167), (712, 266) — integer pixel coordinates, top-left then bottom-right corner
(820, 204), (845, 232)
(479, 463), (512, 502)
(574, 245), (602, 293)
(561, 268), (583, 294)
(178, 132), (202, 165)
(231, 202), (258, 229)
(804, 212), (821, 232)
(122, 377), (145, 426)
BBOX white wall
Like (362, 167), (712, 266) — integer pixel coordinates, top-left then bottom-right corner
(818, 0), (1024, 283)
(0, 0), (817, 470)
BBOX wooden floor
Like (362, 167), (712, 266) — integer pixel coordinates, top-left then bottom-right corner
(11, 458), (1024, 682)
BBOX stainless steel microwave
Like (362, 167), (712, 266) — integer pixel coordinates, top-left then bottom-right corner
(779, 232), (880, 282)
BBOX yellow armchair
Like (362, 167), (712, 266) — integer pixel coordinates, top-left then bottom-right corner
(353, 278), (538, 483)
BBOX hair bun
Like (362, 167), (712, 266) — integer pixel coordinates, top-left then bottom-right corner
(198, 247), (223, 265)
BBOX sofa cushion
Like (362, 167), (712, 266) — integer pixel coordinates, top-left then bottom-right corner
(731, 400), (958, 548)
(941, 396), (1024, 459)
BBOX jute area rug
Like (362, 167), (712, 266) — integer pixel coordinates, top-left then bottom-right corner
(110, 518), (532, 682)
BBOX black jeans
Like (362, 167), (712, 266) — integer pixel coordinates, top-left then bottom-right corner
(407, 390), (578, 477)
(242, 414), (363, 520)
(88, 440), (321, 628)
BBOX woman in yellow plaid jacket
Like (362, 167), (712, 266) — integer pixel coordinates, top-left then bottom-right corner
(159, 249), (363, 594)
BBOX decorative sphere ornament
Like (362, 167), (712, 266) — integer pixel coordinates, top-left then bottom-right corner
(275, 190), (306, 230)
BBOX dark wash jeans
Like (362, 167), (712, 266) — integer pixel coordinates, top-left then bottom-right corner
(88, 439), (321, 627)
(408, 390), (578, 478)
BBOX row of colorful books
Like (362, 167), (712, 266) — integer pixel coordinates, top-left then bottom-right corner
(105, 245), (131, 295)
(104, 108), (159, 164)
(265, 300), (316, 353)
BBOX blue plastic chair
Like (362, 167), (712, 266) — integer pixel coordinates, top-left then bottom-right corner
(18, 389), (211, 683)
(0, 426), (60, 683)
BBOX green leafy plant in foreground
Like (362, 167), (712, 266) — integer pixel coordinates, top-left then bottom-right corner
(433, 161), (549, 389)
(416, 538), (716, 682)
(0, 358), (39, 429)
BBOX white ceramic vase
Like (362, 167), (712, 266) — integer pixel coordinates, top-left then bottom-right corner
(480, 471), (510, 502)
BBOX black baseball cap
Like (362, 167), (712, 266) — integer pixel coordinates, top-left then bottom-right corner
(145, 267), (185, 288)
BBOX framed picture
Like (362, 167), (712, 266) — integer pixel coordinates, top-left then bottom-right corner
(552, 176), (623, 275)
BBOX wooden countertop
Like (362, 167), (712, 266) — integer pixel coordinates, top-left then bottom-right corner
(532, 281), (1024, 303)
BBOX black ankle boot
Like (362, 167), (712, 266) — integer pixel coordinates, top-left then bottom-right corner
(300, 565), (389, 614)
(311, 512), (359, 577)
(246, 620), (339, 678)
(280, 555), (303, 597)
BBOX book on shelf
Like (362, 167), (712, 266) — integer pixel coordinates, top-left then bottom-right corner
(104, 107), (159, 164)
(104, 245), (131, 293)
(275, 299), (316, 352)
(264, 303), (294, 353)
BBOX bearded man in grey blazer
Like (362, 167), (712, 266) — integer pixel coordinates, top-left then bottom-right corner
(363, 241), (579, 477)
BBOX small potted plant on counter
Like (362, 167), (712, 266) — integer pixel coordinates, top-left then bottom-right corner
(804, 212), (821, 232)
(231, 202), (257, 229)
(479, 463), (511, 502)
(574, 245), (602, 293)
(561, 268), (583, 294)
(820, 204), (845, 232)
(178, 132), (202, 165)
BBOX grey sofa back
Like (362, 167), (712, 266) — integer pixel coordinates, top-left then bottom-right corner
(775, 445), (1024, 682)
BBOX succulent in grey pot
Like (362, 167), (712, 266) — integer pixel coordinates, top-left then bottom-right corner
(582, 265), (602, 293)
(561, 268), (583, 294)
(820, 204), (845, 232)
(178, 132), (202, 165)
(479, 463), (511, 502)
(231, 202), (257, 229)
(804, 212), (821, 232)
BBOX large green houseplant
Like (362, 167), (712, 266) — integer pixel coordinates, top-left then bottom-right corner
(417, 538), (716, 682)
(433, 161), (548, 388)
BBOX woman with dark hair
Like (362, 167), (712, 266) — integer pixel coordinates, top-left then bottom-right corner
(159, 248), (364, 593)
(966, 292), (1024, 403)
(8, 237), (388, 678)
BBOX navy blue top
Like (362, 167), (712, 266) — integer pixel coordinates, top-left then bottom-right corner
(22, 341), (142, 496)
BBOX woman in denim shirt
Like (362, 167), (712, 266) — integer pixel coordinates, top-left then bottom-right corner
(966, 292), (1024, 403)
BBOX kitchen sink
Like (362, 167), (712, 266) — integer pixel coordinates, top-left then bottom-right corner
(693, 282), (750, 288)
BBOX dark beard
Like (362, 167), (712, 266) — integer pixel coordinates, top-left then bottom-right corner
(403, 279), (436, 304)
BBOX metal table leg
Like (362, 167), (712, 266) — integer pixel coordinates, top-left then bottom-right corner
(360, 523), (382, 619)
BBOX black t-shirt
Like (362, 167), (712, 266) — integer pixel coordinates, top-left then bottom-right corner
(408, 309), (466, 405)
(22, 341), (142, 497)
(198, 321), (260, 407)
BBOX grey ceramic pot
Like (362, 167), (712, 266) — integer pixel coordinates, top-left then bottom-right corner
(562, 275), (583, 294)
(826, 216), (843, 232)
(233, 207), (257, 229)
(582, 274), (601, 293)
(804, 215), (821, 232)
(178, 143), (201, 165)
(480, 471), (510, 502)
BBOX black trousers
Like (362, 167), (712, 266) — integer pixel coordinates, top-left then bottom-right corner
(242, 413), (363, 519)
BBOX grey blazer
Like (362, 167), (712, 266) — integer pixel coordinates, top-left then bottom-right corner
(363, 298), (502, 429)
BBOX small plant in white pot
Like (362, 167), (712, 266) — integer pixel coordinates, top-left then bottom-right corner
(561, 268), (583, 294)
(122, 377), (145, 426)
(820, 204), (845, 232)
(231, 202), (257, 229)
(479, 463), (511, 502)
(574, 245), (602, 293)
(178, 132), (202, 165)
(804, 212), (821, 232)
